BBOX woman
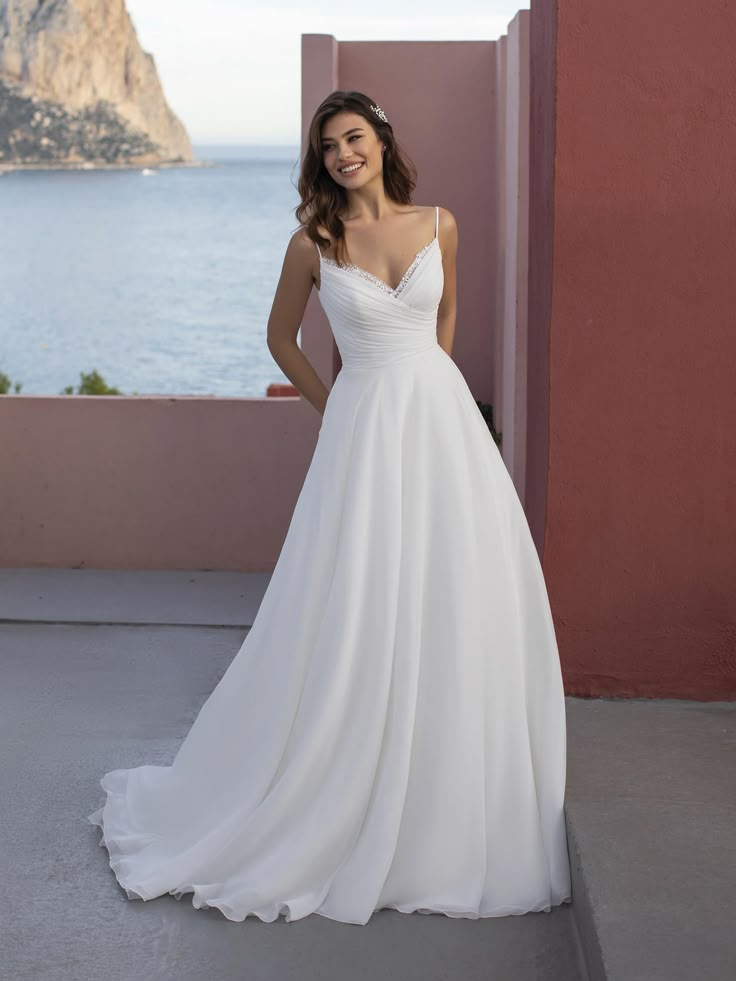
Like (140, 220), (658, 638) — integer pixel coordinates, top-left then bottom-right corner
(87, 90), (572, 925)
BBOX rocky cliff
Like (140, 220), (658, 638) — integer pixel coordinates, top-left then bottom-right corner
(0, 0), (194, 166)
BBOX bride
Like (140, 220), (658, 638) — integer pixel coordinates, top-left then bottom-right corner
(87, 90), (572, 925)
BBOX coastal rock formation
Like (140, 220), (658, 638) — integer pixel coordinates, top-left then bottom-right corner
(0, 0), (194, 166)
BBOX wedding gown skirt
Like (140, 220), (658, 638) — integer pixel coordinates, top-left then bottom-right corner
(87, 210), (572, 924)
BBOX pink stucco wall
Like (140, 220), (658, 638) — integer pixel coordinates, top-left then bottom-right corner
(2, 28), (530, 574)
(302, 30), (533, 490)
(0, 395), (319, 570)
(302, 35), (501, 405)
(537, 0), (736, 698)
(526, 0), (557, 553)
(497, 14), (531, 498)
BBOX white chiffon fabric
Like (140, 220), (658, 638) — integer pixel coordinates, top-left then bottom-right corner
(87, 206), (572, 925)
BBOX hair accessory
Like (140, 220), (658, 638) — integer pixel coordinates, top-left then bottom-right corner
(370, 104), (388, 124)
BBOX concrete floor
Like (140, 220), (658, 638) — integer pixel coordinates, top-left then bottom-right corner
(565, 697), (736, 981)
(2, 569), (734, 981)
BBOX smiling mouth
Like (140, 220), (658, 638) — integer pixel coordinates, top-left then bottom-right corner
(338, 162), (364, 175)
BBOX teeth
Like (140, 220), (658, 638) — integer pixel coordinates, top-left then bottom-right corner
(339, 162), (363, 173)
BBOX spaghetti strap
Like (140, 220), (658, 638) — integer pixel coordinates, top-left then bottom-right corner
(434, 205), (439, 240)
(313, 238), (322, 260)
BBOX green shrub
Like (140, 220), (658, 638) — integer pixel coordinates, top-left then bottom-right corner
(475, 400), (501, 447)
(0, 370), (23, 393)
(61, 369), (122, 395)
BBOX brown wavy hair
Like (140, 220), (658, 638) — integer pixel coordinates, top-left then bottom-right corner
(295, 90), (418, 267)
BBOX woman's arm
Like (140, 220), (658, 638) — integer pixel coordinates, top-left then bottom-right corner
(436, 207), (458, 356)
(266, 229), (329, 416)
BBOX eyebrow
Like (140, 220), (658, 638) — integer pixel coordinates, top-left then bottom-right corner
(321, 127), (364, 143)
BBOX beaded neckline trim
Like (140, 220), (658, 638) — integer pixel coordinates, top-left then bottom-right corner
(320, 238), (438, 296)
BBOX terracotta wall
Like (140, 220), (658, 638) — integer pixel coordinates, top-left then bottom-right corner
(535, 0), (736, 698)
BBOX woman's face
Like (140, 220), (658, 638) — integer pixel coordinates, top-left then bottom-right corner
(320, 111), (384, 189)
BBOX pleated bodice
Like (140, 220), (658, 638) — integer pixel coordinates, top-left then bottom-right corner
(314, 212), (444, 371)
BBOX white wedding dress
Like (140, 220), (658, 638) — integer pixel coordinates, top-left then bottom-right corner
(87, 206), (572, 925)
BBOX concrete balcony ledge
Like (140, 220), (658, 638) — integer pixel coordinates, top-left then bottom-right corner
(0, 567), (270, 627)
(2, 568), (734, 980)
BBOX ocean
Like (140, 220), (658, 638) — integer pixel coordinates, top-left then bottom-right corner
(0, 145), (304, 397)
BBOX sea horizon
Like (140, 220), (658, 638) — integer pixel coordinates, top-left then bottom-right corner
(0, 144), (310, 399)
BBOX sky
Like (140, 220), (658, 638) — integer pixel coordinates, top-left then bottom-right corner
(125, 0), (530, 145)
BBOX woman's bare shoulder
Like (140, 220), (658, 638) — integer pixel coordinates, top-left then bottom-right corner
(292, 223), (335, 249)
(433, 205), (457, 227)
(433, 206), (458, 247)
(288, 225), (325, 256)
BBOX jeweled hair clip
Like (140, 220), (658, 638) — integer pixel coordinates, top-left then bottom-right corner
(370, 104), (388, 124)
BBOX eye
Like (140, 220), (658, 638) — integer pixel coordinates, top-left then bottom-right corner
(322, 134), (362, 151)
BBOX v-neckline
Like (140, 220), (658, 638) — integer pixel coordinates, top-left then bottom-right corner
(319, 237), (439, 297)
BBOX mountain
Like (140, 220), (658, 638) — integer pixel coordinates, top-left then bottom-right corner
(0, 0), (194, 167)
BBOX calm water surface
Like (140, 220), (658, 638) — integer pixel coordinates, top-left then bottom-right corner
(0, 145), (304, 397)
